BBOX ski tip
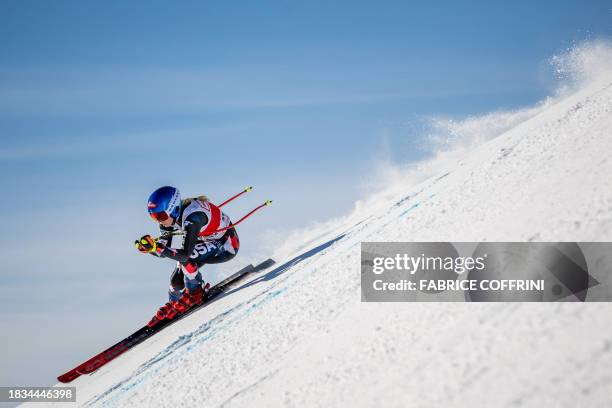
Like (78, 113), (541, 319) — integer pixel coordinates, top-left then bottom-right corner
(57, 370), (80, 384)
(245, 186), (253, 192)
(265, 200), (273, 206)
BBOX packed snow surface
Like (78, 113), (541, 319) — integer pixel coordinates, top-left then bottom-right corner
(28, 43), (612, 407)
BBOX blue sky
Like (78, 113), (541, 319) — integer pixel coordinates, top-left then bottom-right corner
(0, 0), (610, 387)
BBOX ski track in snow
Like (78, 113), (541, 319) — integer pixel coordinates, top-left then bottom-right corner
(28, 73), (612, 407)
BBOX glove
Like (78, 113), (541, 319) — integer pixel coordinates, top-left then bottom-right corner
(135, 235), (164, 254)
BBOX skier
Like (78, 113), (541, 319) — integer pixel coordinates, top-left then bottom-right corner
(135, 186), (240, 325)
(57, 186), (271, 383)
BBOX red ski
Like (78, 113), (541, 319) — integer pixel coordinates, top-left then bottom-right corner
(57, 259), (275, 383)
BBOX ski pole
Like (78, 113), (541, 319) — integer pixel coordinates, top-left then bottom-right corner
(203, 200), (272, 236)
(218, 186), (253, 208)
(155, 200), (272, 240)
(156, 230), (185, 240)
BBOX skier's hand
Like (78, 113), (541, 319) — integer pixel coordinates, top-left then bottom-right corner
(135, 235), (162, 254)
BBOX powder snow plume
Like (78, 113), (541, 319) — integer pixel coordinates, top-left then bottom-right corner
(271, 39), (612, 259)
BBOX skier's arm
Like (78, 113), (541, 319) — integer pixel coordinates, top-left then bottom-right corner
(157, 212), (209, 264)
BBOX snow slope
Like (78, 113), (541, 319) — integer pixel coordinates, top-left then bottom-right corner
(30, 44), (612, 407)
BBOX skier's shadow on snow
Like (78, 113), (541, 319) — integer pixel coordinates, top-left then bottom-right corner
(225, 234), (346, 296)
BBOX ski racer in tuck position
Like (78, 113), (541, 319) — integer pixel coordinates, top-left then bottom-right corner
(135, 186), (240, 327)
(55, 186), (270, 384)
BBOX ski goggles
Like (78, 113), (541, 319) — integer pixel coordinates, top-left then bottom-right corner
(149, 211), (170, 222)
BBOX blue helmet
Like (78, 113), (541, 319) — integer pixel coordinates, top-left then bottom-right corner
(147, 186), (181, 222)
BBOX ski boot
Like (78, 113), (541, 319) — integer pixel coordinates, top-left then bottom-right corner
(147, 301), (178, 328)
(172, 286), (205, 314)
